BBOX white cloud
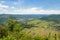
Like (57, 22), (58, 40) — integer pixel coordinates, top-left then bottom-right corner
(11, 7), (60, 14)
(0, 7), (60, 14)
(0, 4), (9, 8)
(11, 6), (15, 9)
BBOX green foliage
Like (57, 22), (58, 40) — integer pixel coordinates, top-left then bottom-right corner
(8, 19), (16, 32)
(33, 35), (42, 40)
(0, 16), (60, 40)
(0, 25), (8, 38)
(14, 24), (23, 32)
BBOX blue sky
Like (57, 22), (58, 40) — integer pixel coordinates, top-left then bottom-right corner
(0, 0), (60, 14)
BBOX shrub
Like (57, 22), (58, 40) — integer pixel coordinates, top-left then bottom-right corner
(0, 25), (8, 38)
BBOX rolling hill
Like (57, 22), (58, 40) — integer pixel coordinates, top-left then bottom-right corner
(0, 14), (48, 24)
(41, 14), (60, 23)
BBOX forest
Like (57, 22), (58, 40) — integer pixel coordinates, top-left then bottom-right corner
(0, 14), (60, 40)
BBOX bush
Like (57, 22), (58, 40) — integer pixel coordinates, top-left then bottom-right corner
(0, 25), (8, 38)
(33, 35), (42, 40)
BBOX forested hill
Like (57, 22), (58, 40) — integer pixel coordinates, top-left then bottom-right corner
(0, 14), (47, 18)
(0, 14), (60, 24)
(0, 14), (48, 24)
(41, 14), (60, 23)
(0, 14), (60, 40)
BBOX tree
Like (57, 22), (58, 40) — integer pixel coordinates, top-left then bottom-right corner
(7, 19), (16, 32)
(0, 25), (8, 38)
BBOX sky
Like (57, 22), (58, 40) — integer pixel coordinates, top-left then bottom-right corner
(0, 0), (60, 14)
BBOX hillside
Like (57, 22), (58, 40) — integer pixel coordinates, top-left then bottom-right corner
(41, 14), (60, 23)
(0, 14), (60, 40)
(0, 14), (48, 24)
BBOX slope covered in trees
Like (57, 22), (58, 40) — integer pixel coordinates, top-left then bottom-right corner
(41, 14), (60, 23)
(0, 14), (60, 40)
(0, 14), (47, 24)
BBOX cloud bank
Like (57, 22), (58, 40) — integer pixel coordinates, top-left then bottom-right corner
(0, 3), (60, 14)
